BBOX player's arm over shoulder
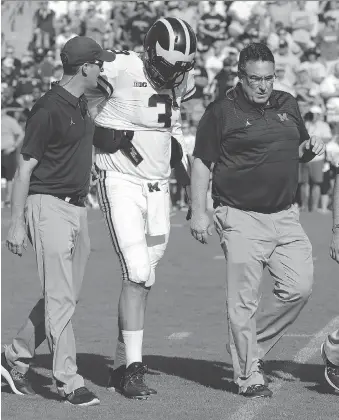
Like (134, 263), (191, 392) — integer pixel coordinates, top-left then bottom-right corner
(86, 50), (134, 118)
(97, 50), (138, 97)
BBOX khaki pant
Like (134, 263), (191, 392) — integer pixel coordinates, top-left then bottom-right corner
(5, 194), (90, 394)
(324, 329), (339, 366)
(214, 204), (313, 392)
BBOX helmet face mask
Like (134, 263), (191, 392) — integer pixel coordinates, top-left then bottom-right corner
(143, 17), (197, 90)
(144, 50), (195, 89)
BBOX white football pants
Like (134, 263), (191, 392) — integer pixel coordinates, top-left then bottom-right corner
(97, 170), (170, 287)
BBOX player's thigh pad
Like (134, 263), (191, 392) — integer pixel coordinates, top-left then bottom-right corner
(144, 233), (169, 287)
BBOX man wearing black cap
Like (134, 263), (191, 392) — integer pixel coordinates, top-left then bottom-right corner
(1, 37), (115, 406)
(190, 43), (325, 398)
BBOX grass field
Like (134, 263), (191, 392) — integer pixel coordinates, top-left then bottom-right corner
(1, 207), (338, 420)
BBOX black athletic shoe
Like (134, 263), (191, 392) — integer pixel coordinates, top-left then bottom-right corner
(108, 364), (157, 396)
(64, 386), (100, 406)
(1, 352), (35, 395)
(240, 384), (273, 398)
(321, 343), (339, 391)
(257, 359), (269, 386)
(120, 362), (153, 399)
(107, 365), (125, 392)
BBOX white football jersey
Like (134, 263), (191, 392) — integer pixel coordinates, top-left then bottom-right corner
(86, 51), (196, 180)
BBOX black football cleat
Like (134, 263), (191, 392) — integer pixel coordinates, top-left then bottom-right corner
(120, 362), (156, 399)
(108, 364), (157, 397)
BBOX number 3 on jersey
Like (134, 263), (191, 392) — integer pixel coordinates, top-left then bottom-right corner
(148, 94), (172, 128)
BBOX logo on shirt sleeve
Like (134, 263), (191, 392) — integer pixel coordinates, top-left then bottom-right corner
(277, 113), (289, 122)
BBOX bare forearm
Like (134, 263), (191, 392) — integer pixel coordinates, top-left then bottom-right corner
(191, 157), (211, 214)
(333, 170), (339, 228)
(11, 168), (31, 223)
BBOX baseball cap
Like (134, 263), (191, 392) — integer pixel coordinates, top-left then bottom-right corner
(60, 36), (115, 66)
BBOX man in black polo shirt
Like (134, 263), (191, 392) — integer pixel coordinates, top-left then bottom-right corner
(198, 0), (227, 49)
(2, 37), (115, 406)
(190, 43), (325, 398)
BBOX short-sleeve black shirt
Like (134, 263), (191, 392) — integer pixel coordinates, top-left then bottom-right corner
(199, 12), (225, 37)
(193, 84), (309, 213)
(21, 84), (94, 197)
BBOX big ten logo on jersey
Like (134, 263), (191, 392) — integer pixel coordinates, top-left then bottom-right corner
(134, 81), (148, 87)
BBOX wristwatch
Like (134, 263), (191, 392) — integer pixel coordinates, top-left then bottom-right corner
(332, 224), (339, 233)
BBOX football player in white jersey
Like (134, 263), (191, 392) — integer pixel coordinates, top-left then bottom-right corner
(86, 17), (197, 399)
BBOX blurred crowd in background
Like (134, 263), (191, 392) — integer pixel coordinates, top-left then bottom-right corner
(1, 0), (339, 212)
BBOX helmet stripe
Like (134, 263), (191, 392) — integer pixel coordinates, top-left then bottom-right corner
(165, 17), (186, 54)
(158, 17), (175, 52)
(183, 20), (197, 55)
(176, 18), (190, 56)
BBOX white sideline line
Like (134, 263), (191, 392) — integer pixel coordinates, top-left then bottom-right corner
(214, 256), (318, 262)
(168, 332), (192, 340)
(229, 316), (339, 420)
(284, 333), (313, 338)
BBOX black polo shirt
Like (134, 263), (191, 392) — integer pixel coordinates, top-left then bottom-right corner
(21, 84), (94, 197)
(199, 13), (225, 38)
(193, 84), (310, 213)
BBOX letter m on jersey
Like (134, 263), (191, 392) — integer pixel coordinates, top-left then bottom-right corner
(277, 113), (289, 122)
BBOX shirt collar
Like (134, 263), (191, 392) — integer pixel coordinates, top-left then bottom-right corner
(234, 83), (278, 112)
(51, 83), (85, 108)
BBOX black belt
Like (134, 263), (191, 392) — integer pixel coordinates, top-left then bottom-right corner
(29, 193), (86, 207)
(213, 201), (291, 214)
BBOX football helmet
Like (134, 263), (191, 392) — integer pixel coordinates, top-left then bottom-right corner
(143, 17), (197, 90)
